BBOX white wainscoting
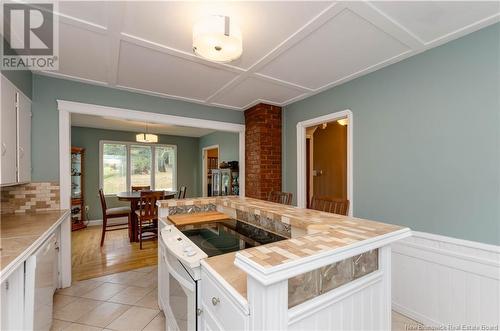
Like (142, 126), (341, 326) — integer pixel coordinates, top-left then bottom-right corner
(392, 231), (500, 327)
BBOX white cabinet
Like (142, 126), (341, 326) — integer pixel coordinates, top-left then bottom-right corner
(0, 264), (25, 331)
(200, 266), (249, 331)
(0, 75), (32, 185)
(24, 234), (57, 331)
(1, 75), (18, 185)
(17, 92), (31, 183)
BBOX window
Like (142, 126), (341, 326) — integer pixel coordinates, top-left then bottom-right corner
(131, 145), (152, 188)
(102, 143), (127, 194)
(100, 141), (177, 194)
(155, 146), (176, 191)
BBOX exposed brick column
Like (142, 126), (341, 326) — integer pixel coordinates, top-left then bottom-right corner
(244, 103), (282, 200)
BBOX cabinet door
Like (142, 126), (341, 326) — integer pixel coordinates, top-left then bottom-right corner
(0, 264), (25, 330)
(0, 76), (18, 185)
(17, 92), (31, 183)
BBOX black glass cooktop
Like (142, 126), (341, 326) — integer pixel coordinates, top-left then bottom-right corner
(181, 220), (286, 257)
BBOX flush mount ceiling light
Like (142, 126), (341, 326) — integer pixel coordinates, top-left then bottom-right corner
(337, 118), (349, 126)
(136, 123), (158, 143)
(193, 15), (242, 63)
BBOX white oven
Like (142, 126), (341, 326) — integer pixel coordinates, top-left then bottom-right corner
(159, 225), (207, 331)
(158, 218), (288, 331)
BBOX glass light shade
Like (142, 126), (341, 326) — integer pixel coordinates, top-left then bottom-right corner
(136, 133), (158, 143)
(193, 15), (242, 63)
(337, 118), (349, 126)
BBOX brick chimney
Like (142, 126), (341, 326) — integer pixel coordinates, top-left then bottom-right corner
(244, 103), (282, 200)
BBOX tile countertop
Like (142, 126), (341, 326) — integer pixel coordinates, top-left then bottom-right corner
(159, 196), (409, 296)
(205, 252), (247, 298)
(160, 196), (407, 268)
(0, 210), (70, 279)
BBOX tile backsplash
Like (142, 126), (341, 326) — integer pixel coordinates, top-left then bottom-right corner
(1, 182), (60, 214)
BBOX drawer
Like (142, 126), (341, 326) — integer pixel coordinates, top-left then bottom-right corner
(201, 268), (249, 331)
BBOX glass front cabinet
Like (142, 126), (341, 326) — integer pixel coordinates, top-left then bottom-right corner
(71, 147), (86, 231)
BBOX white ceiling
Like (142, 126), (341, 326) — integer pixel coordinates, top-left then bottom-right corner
(40, 1), (500, 111)
(71, 113), (216, 138)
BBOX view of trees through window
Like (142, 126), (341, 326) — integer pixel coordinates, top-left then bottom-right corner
(102, 143), (127, 194)
(101, 142), (176, 194)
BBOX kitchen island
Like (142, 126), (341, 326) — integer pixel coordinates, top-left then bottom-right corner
(157, 196), (410, 331)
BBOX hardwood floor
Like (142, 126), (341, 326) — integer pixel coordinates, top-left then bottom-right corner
(72, 225), (157, 281)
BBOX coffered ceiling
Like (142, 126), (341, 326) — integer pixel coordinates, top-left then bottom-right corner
(38, 1), (500, 111)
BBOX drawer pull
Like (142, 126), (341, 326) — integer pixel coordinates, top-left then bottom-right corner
(211, 297), (220, 306)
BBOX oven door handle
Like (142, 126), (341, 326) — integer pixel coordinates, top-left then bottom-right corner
(163, 253), (195, 291)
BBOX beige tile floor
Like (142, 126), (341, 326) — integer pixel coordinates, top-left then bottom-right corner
(52, 266), (419, 331)
(52, 266), (162, 331)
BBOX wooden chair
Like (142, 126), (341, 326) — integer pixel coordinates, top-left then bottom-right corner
(177, 185), (187, 199)
(131, 185), (150, 192)
(135, 191), (164, 249)
(267, 191), (293, 205)
(98, 189), (131, 246)
(310, 196), (350, 216)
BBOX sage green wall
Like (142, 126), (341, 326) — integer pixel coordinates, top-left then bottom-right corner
(283, 23), (500, 245)
(31, 74), (244, 182)
(71, 126), (200, 220)
(199, 131), (239, 161)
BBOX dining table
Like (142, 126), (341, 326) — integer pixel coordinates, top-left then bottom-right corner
(116, 190), (176, 242)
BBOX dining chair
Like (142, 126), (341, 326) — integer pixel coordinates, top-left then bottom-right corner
(267, 191), (293, 205)
(98, 189), (131, 246)
(310, 196), (350, 216)
(135, 190), (164, 249)
(177, 185), (187, 199)
(131, 185), (150, 192)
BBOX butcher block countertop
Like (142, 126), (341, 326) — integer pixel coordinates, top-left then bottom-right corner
(167, 211), (230, 226)
(0, 210), (70, 282)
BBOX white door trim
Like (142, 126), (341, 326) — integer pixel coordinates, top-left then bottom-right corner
(202, 144), (219, 197)
(58, 100), (245, 286)
(296, 109), (353, 214)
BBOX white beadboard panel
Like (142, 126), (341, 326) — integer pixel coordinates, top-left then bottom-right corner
(258, 8), (410, 90)
(117, 41), (238, 101)
(56, 22), (109, 84)
(371, 1), (500, 44)
(392, 231), (500, 327)
(211, 77), (305, 109)
(288, 277), (385, 331)
(120, 1), (331, 70)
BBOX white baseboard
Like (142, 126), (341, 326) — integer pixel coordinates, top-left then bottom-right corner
(392, 231), (500, 327)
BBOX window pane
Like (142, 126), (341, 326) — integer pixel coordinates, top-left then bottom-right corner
(155, 146), (176, 190)
(131, 145), (152, 188)
(102, 143), (127, 194)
